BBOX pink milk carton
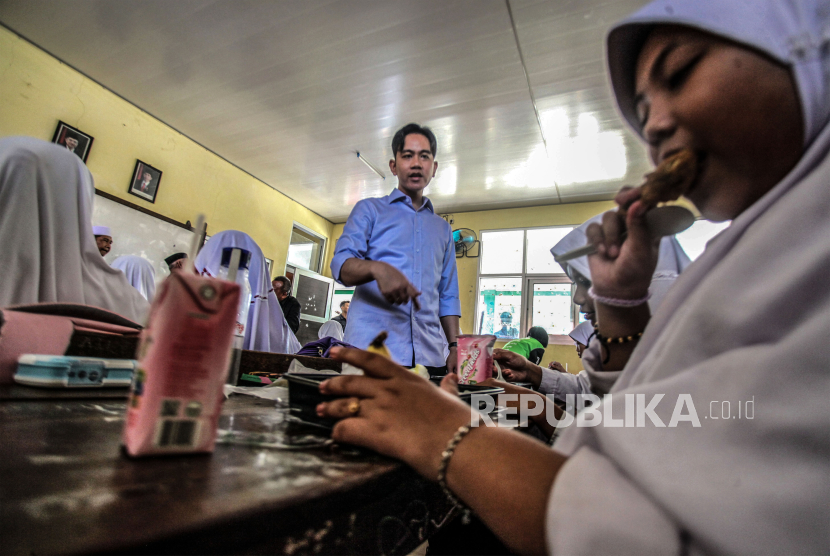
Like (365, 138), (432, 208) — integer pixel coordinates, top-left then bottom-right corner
(457, 335), (496, 385)
(122, 272), (240, 456)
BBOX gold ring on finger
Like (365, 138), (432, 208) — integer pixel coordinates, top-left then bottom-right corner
(347, 399), (361, 416)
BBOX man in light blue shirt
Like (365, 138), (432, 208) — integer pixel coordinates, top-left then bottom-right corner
(330, 123), (461, 373)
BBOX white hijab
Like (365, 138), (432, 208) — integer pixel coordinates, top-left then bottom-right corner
(0, 137), (149, 323)
(193, 230), (301, 354)
(111, 255), (156, 302)
(318, 320), (344, 341)
(550, 213), (692, 312)
(548, 2), (830, 555)
(568, 321), (594, 347)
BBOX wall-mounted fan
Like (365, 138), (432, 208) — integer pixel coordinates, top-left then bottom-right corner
(453, 228), (479, 258)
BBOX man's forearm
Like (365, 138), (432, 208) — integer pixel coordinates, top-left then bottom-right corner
(440, 315), (460, 344)
(338, 258), (382, 287)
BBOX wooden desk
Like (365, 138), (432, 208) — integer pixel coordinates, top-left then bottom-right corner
(0, 392), (456, 555)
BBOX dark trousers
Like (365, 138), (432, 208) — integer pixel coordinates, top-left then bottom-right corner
(425, 364), (448, 378)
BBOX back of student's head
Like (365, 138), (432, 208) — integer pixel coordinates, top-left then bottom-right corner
(527, 326), (549, 348)
(0, 136), (149, 323)
(391, 123), (437, 157)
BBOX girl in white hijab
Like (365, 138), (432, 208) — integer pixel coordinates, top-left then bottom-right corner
(567, 320), (594, 357)
(310, 1), (830, 554)
(193, 230), (301, 354)
(0, 137), (149, 323)
(317, 320), (344, 342)
(550, 212), (691, 313)
(111, 255), (156, 302)
(520, 216), (691, 398)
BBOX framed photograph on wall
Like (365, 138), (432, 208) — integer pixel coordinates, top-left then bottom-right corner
(128, 160), (162, 203)
(51, 121), (94, 163)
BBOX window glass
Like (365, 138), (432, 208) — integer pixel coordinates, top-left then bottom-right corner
(675, 220), (731, 261)
(526, 227), (574, 273)
(531, 282), (573, 335)
(287, 227), (324, 272)
(480, 230), (524, 275)
(477, 277), (522, 340)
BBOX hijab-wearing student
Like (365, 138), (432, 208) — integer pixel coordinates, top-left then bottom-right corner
(312, 1), (830, 553)
(318, 320), (344, 342)
(0, 137), (149, 323)
(568, 320), (594, 358)
(193, 230), (301, 354)
(498, 216), (690, 398)
(111, 255), (156, 302)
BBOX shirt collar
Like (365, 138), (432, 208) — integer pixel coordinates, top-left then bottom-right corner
(387, 188), (435, 213)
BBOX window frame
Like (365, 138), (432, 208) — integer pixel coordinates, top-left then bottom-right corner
(287, 221), (327, 274)
(475, 225), (576, 345)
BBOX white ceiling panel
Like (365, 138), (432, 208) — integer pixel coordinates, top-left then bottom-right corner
(0, 0), (652, 222)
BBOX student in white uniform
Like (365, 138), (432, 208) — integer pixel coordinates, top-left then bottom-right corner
(497, 214), (690, 400)
(111, 255), (156, 302)
(0, 137), (149, 323)
(193, 230), (301, 354)
(310, 0), (830, 553)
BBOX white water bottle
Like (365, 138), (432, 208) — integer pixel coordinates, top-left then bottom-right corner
(217, 247), (252, 383)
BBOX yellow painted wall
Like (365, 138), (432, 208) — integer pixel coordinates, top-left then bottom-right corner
(0, 27), (334, 276)
(325, 199), (616, 372)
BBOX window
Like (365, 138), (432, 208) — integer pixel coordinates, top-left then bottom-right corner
(287, 224), (326, 273)
(476, 226), (575, 343)
(675, 219), (731, 261)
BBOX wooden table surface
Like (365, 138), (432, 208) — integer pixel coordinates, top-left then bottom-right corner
(0, 390), (456, 555)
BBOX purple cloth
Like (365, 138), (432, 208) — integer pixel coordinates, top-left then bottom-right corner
(296, 337), (354, 358)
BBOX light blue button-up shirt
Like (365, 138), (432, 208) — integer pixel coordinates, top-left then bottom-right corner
(330, 188), (461, 367)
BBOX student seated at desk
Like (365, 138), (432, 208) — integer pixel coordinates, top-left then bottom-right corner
(194, 230), (301, 354)
(314, 1), (830, 553)
(0, 137), (149, 323)
(567, 320), (594, 359)
(111, 255), (156, 302)
(502, 326), (548, 365)
(500, 216), (690, 399)
(318, 320), (344, 342)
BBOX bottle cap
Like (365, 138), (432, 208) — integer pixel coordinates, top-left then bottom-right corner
(220, 247), (252, 270)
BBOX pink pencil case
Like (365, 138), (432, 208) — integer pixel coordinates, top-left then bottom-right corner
(122, 272), (239, 457)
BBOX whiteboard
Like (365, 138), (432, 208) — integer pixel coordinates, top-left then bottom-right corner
(92, 193), (195, 284)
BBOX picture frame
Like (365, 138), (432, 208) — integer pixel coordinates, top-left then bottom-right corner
(128, 160), (163, 203)
(51, 121), (94, 163)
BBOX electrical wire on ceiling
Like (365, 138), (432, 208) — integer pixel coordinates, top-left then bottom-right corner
(505, 0), (563, 203)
